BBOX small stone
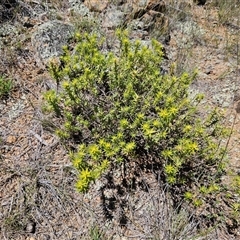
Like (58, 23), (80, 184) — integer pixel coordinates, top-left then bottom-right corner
(27, 237), (36, 240)
(6, 135), (17, 144)
(205, 66), (213, 75)
(25, 221), (36, 233)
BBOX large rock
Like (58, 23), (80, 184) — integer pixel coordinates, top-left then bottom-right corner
(124, 0), (167, 28)
(124, 0), (170, 44)
(84, 0), (109, 12)
(127, 0), (166, 18)
(102, 7), (126, 29)
(31, 20), (74, 67)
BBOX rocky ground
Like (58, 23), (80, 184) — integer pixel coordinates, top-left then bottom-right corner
(1, 0), (240, 239)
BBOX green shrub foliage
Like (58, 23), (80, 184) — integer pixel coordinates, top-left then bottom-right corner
(44, 30), (228, 206)
(0, 75), (13, 99)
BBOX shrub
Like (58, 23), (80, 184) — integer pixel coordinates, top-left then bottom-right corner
(43, 30), (237, 223)
(0, 75), (13, 99)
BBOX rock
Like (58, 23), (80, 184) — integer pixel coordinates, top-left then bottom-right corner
(84, 0), (109, 12)
(102, 8), (125, 29)
(153, 13), (170, 44)
(26, 237), (36, 240)
(212, 83), (235, 107)
(123, 0), (169, 44)
(0, 0), (18, 22)
(141, 10), (164, 31)
(146, 0), (166, 12)
(6, 135), (17, 144)
(127, 0), (166, 18)
(68, 0), (83, 5)
(205, 66), (213, 75)
(126, 28), (149, 43)
(68, 1), (91, 17)
(125, 6), (170, 44)
(31, 20), (74, 67)
(0, 23), (18, 38)
(25, 221), (36, 233)
(174, 20), (205, 47)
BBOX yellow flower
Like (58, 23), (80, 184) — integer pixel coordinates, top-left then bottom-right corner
(75, 32), (81, 40)
(88, 144), (101, 160)
(200, 186), (208, 194)
(169, 106), (178, 115)
(103, 142), (111, 150)
(156, 91), (163, 100)
(153, 119), (161, 127)
(158, 131), (167, 139)
(167, 176), (176, 184)
(80, 169), (92, 180)
(231, 203), (240, 212)
(64, 121), (72, 130)
(162, 149), (173, 159)
(184, 191), (193, 201)
(123, 142), (136, 155)
(166, 96), (174, 105)
(44, 90), (56, 102)
(183, 125), (192, 133)
(207, 184), (220, 193)
(117, 132), (124, 139)
(120, 119), (129, 128)
(76, 179), (88, 192)
(142, 122), (150, 131)
(158, 109), (169, 118)
(101, 159), (110, 170)
(72, 156), (83, 169)
(144, 128), (156, 137)
(165, 164), (176, 175)
(62, 80), (70, 89)
(188, 141), (199, 154)
(193, 199), (203, 207)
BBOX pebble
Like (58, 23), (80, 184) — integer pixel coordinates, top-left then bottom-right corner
(6, 135), (17, 144)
